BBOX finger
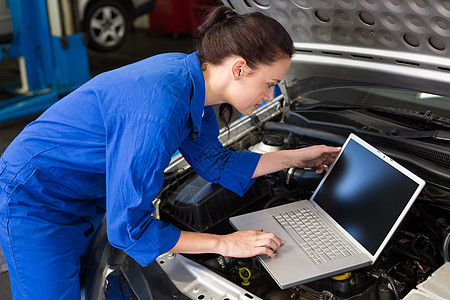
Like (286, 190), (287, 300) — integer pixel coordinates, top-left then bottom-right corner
(255, 232), (284, 249)
(316, 165), (325, 174)
(315, 160), (327, 173)
(267, 238), (283, 252)
(326, 146), (341, 153)
(257, 245), (276, 258)
(317, 145), (340, 154)
(257, 237), (281, 251)
(321, 150), (340, 165)
(333, 147), (341, 152)
(269, 233), (284, 247)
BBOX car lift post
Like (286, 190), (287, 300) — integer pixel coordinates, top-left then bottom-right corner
(0, 0), (90, 123)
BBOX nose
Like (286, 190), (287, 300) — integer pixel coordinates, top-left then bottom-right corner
(265, 90), (274, 102)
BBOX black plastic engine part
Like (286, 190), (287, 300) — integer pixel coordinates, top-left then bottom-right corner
(159, 175), (271, 233)
(262, 134), (284, 146)
(286, 167), (323, 191)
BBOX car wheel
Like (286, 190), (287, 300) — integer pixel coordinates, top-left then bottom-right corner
(83, 0), (130, 52)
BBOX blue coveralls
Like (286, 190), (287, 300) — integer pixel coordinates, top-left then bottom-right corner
(0, 52), (261, 299)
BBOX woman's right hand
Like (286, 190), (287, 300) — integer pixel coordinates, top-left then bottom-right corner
(217, 229), (284, 258)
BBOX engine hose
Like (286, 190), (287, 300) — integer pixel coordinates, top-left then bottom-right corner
(444, 232), (450, 262)
(384, 274), (401, 300)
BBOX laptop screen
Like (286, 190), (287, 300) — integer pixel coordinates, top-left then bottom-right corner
(312, 138), (420, 255)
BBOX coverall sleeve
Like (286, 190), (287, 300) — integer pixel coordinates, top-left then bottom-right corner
(179, 106), (261, 196)
(105, 113), (181, 266)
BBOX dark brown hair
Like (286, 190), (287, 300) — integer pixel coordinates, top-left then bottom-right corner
(196, 6), (294, 126)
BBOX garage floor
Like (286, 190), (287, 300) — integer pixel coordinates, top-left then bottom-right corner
(0, 28), (194, 300)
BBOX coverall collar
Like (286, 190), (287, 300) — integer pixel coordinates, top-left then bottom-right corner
(186, 52), (205, 137)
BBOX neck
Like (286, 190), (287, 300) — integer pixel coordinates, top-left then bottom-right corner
(202, 63), (229, 106)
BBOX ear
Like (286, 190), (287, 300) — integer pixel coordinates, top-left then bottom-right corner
(231, 57), (247, 80)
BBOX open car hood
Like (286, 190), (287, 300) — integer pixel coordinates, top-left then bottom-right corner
(222, 0), (450, 98)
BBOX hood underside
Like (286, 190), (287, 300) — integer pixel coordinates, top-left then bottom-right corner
(222, 0), (450, 97)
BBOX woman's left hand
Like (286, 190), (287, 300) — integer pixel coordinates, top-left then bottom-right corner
(288, 145), (341, 174)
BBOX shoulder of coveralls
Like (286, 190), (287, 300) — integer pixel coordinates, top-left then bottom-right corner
(85, 52), (194, 120)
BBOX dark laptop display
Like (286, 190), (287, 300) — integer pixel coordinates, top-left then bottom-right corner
(313, 139), (420, 254)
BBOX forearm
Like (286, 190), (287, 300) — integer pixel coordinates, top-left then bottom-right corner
(169, 230), (223, 255)
(252, 150), (292, 178)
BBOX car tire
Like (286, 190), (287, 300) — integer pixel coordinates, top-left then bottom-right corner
(83, 0), (130, 52)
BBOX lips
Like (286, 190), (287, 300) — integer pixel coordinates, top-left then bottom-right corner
(254, 102), (263, 109)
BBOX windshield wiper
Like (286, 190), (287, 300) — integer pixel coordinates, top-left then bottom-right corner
(368, 106), (450, 130)
(389, 129), (450, 142)
(292, 100), (365, 111)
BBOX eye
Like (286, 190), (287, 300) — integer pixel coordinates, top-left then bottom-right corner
(267, 83), (276, 89)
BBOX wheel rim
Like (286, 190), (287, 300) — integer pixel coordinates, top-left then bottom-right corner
(89, 6), (126, 48)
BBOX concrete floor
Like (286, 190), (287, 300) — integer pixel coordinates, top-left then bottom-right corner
(0, 28), (195, 299)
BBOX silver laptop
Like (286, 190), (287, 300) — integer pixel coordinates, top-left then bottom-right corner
(230, 133), (425, 289)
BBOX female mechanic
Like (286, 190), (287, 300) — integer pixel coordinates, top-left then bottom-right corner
(0, 6), (340, 299)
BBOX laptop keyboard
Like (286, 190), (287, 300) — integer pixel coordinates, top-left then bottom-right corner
(274, 207), (358, 264)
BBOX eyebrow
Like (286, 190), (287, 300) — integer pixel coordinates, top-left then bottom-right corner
(271, 79), (282, 83)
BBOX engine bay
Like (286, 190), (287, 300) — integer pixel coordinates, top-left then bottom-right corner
(157, 98), (450, 300)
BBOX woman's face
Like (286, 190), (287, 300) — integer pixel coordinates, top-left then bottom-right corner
(228, 57), (291, 116)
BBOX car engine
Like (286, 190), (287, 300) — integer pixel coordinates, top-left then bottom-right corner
(157, 98), (450, 300)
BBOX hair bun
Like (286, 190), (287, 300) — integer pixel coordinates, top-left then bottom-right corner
(222, 6), (238, 19)
(197, 6), (238, 39)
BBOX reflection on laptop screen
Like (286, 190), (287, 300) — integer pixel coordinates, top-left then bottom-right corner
(313, 139), (420, 255)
